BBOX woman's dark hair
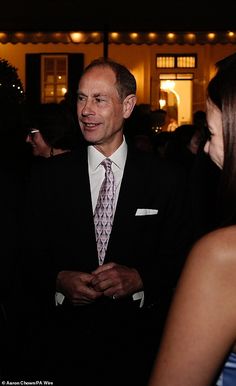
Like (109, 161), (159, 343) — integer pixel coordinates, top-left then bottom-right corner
(30, 103), (80, 150)
(207, 52), (236, 225)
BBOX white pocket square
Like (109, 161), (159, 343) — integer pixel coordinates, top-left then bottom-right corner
(135, 208), (158, 216)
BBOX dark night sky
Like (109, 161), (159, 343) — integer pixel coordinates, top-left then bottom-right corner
(0, 0), (236, 31)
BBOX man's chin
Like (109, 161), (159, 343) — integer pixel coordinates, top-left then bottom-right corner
(84, 134), (101, 144)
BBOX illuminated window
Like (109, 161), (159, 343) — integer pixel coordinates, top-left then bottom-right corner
(156, 56), (175, 68)
(159, 73), (193, 80)
(177, 56), (196, 68)
(156, 54), (197, 69)
(41, 55), (68, 103)
(160, 73), (177, 79)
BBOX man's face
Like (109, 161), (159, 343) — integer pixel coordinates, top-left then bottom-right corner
(77, 66), (135, 154)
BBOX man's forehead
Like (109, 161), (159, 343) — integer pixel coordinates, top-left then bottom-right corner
(80, 66), (115, 83)
(78, 74), (118, 96)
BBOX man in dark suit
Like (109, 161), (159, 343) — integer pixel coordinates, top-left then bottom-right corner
(21, 58), (192, 386)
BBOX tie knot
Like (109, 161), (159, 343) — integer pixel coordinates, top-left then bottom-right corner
(102, 158), (112, 171)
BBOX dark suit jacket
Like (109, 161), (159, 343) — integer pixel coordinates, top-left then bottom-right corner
(20, 143), (192, 384)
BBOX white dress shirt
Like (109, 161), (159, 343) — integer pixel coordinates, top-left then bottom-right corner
(88, 137), (127, 213)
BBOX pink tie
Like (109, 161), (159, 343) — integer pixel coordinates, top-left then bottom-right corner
(94, 158), (115, 265)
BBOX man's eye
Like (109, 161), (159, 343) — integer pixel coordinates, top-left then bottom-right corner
(77, 95), (85, 102)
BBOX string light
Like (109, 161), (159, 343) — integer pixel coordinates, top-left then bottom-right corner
(0, 31), (235, 44)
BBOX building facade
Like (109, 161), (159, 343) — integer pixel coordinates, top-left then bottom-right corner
(0, 30), (235, 124)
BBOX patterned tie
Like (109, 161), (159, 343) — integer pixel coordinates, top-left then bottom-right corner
(94, 158), (115, 265)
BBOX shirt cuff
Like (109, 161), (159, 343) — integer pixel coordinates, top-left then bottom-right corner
(132, 291), (144, 308)
(55, 291), (65, 305)
(55, 290), (145, 308)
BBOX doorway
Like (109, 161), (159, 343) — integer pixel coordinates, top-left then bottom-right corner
(159, 74), (193, 126)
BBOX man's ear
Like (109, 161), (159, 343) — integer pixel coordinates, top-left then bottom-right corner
(123, 94), (137, 119)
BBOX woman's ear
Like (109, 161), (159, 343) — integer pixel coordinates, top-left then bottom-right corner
(123, 94), (137, 119)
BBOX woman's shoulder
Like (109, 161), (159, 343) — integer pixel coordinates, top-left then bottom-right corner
(191, 225), (236, 267)
(196, 225), (236, 247)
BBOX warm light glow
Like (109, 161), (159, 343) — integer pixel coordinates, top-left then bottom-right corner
(161, 80), (176, 91)
(110, 32), (119, 40)
(14, 32), (25, 39)
(53, 32), (62, 38)
(62, 87), (67, 95)
(130, 33), (139, 40)
(89, 32), (101, 42)
(148, 33), (157, 40)
(70, 32), (85, 43)
(185, 33), (196, 41)
(0, 32), (7, 41)
(159, 99), (166, 108)
(207, 32), (216, 40)
(161, 80), (180, 106)
(0, 29), (235, 45)
(227, 31), (236, 41)
(91, 32), (100, 39)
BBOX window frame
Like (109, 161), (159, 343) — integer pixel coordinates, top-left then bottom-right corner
(156, 54), (197, 69)
(41, 54), (68, 104)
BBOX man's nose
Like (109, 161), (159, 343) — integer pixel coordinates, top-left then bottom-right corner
(81, 100), (95, 115)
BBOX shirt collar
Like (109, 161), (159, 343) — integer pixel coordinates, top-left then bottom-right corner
(88, 137), (127, 171)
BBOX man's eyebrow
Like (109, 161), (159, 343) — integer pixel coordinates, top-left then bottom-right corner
(93, 93), (107, 97)
(78, 91), (108, 98)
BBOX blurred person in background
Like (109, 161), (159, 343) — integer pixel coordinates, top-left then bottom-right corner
(25, 103), (82, 159)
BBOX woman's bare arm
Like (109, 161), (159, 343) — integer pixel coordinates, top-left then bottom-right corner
(149, 226), (236, 386)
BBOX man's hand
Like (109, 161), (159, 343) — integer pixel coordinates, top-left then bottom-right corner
(91, 262), (143, 299)
(56, 270), (103, 305)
